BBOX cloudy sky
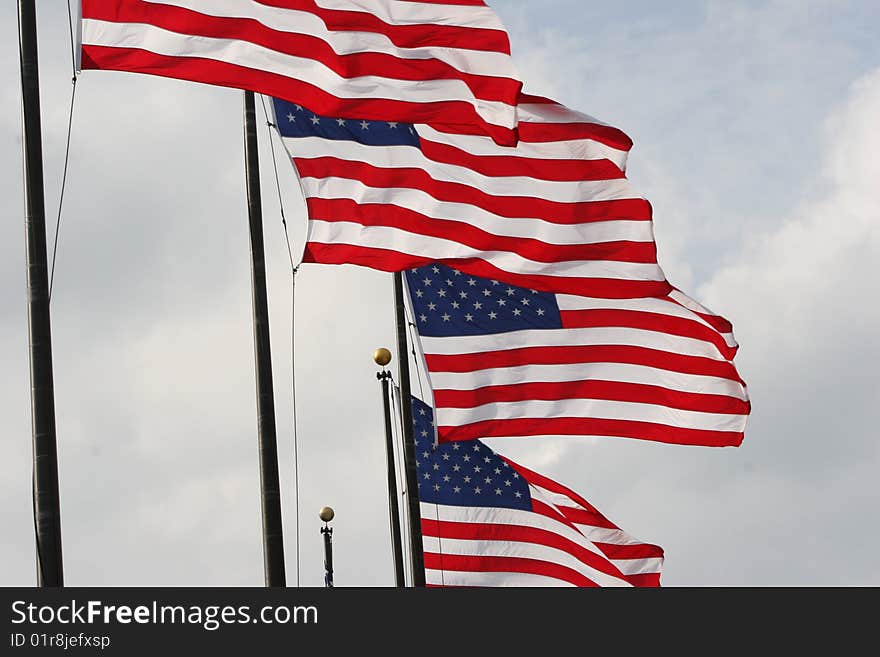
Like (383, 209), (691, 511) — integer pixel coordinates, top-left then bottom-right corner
(1, 1), (878, 587)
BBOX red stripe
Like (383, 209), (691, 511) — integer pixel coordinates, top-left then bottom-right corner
(560, 308), (737, 360)
(82, 0), (512, 53)
(595, 542), (665, 560)
(624, 573), (661, 587)
(424, 344), (743, 381)
(421, 518), (625, 581)
(437, 416), (745, 446)
(434, 379), (750, 415)
(419, 137), (626, 181)
(306, 198), (658, 264)
(81, 46), (516, 145)
(302, 244), (672, 298)
(82, 0), (518, 102)
(295, 156), (649, 224)
(423, 552), (601, 586)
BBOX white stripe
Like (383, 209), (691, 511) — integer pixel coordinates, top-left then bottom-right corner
(576, 525), (645, 546)
(611, 557), (664, 576)
(294, 174), (654, 245)
(81, 19), (515, 129)
(426, 362), (748, 400)
(144, 0), (516, 78)
(307, 220), (665, 280)
(437, 398), (748, 432)
(316, 0), (508, 31)
(517, 102), (611, 127)
(421, 536), (630, 587)
(288, 136), (639, 203)
(425, 568), (573, 587)
(415, 125), (630, 171)
(419, 326), (733, 360)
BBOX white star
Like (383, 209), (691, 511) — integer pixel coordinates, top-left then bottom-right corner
(488, 311), (497, 319)
(464, 476), (471, 483)
(521, 298), (530, 306)
(446, 279), (454, 286)
(537, 308), (545, 316)
(497, 299), (506, 307)
(422, 278), (432, 286)
(419, 314), (427, 322)
(428, 302), (436, 311)
(495, 488), (503, 495)
(473, 302), (482, 310)
(462, 455), (470, 462)
(335, 118), (346, 126)
(453, 464), (461, 471)
(443, 475), (450, 482)
(464, 313), (473, 321)
(531, 289), (539, 294)
(419, 408), (426, 416)
(483, 456), (491, 463)
(513, 473), (520, 479)
(506, 288), (515, 296)
(310, 116), (320, 125)
(388, 122), (398, 129)
(459, 291), (468, 299)
(453, 486), (461, 493)
(420, 430), (428, 437)
(482, 289), (492, 296)
(474, 487), (482, 494)
(453, 270), (462, 276)
(437, 289), (446, 298)
(415, 289), (424, 298)
(423, 473), (431, 480)
(484, 477), (492, 484)
(451, 301), (460, 309)
(504, 480), (511, 487)
(492, 280), (500, 286)
(360, 120), (370, 129)
(422, 451), (429, 459)
(442, 453), (450, 460)
(286, 112), (296, 122)
(295, 104), (303, 111)
(432, 266), (440, 274)
(513, 308), (522, 316)
(452, 443), (460, 450)
(433, 463), (439, 471)
(442, 313), (451, 322)
(473, 466), (481, 473)
(467, 279), (476, 286)
(494, 468), (501, 474)
(473, 444), (481, 451)
(514, 491), (522, 498)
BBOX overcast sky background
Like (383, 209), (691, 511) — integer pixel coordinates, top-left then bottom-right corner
(2, 1), (878, 587)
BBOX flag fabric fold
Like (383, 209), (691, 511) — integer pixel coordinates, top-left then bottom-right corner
(412, 396), (664, 587)
(79, 0), (522, 145)
(406, 263), (749, 447)
(273, 94), (671, 298)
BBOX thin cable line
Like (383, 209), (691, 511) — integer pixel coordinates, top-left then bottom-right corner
(406, 322), (425, 399)
(260, 94), (301, 586)
(48, 79), (76, 302)
(49, 1), (80, 301)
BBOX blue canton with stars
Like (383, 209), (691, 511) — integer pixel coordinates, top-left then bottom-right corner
(413, 397), (531, 510)
(405, 263), (562, 337)
(273, 97), (421, 148)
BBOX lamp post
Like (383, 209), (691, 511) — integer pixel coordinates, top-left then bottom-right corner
(319, 506), (334, 587)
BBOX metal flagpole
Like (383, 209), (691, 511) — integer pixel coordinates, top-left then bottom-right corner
(18, 0), (63, 587)
(374, 348), (406, 587)
(393, 273), (426, 586)
(243, 90), (286, 587)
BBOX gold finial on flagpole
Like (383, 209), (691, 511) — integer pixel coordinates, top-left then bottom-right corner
(373, 347), (392, 367)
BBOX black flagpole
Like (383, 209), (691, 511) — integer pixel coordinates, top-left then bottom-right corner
(393, 273), (426, 586)
(244, 91), (286, 587)
(18, 0), (63, 587)
(374, 349), (405, 587)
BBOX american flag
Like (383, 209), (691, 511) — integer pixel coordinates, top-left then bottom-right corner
(79, 0), (521, 145)
(406, 263), (750, 447)
(272, 95), (671, 298)
(412, 397), (664, 587)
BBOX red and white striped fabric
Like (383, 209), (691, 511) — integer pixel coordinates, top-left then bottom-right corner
(412, 397), (663, 587)
(274, 93), (672, 298)
(79, 0), (522, 145)
(406, 263), (750, 448)
(502, 458), (664, 587)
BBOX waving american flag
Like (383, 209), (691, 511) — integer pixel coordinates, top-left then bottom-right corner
(273, 95), (670, 298)
(80, 0), (522, 145)
(407, 263), (749, 447)
(412, 397), (664, 587)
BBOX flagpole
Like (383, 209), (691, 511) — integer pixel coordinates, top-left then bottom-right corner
(393, 273), (426, 586)
(18, 0), (63, 587)
(374, 348), (405, 587)
(244, 90), (286, 587)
